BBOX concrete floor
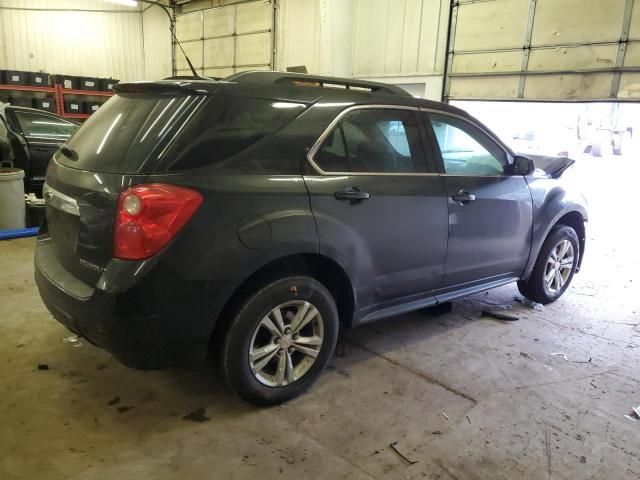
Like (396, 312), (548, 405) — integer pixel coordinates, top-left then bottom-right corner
(1, 157), (639, 480)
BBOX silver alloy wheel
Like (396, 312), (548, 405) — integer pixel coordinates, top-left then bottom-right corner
(544, 239), (574, 294)
(249, 300), (324, 387)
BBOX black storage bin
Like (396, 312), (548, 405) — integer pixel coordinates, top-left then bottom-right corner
(27, 72), (51, 87)
(34, 97), (56, 112)
(3, 70), (28, 85)
(80, 77), (100, 90)
(83, 100), (103, 114)
(54, 74), (80, 90)
(9, 96), (33, 107)
(99, 78), (119, 91)
(64, 100), (82, 114)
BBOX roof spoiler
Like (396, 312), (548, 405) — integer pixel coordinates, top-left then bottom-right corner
(224, 71), (411, 97)
(113, 80), (219, 95)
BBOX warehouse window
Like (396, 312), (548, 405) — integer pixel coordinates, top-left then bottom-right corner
(314, 109), (423, 173)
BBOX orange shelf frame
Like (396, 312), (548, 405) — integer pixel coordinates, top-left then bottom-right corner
(54, 84), (113, 119)
(0, 84), (56, 93)
(0, 83), (114, 120)
(57, 88), (113, 97)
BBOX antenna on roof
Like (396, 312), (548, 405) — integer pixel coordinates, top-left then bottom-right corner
(138, 0), (201, 79)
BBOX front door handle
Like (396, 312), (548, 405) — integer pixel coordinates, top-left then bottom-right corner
(335, 187), (370, 204)
(452, 190), (476, 204)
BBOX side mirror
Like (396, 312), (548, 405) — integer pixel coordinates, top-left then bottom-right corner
(506, 155), (535, 176)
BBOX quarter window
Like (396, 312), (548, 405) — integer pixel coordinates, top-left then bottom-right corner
(315, 109), (424, 173)
(428, 113), (506, 176)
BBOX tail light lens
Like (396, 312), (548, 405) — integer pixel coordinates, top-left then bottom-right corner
(114, 184), (203, 260)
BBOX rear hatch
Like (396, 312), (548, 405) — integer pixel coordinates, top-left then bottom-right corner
(43, 89), (206, 285)
(43, 81), (310, 286)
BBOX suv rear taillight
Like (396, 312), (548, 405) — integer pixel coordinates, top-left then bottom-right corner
(114, 184), (203, 260)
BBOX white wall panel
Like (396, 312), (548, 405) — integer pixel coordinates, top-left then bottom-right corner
(142, 5), (172, 80)
(527, 45), (619, 72)
(176, 11), (203, 41)
(204, 37), (235, 68)
(630, 0), (640, 40)
(455, 0), (529, 51)
(176, 39), (204, 72)
(236, 1), (271, 34)
(452, 51), (522, 74)
(449, 75), (520, 100)
(524, 73), (613, 100)
(624, 42), (640, 67)
(352, 0), (449, 77)
(204, 66), (234, 78)
(0, 0), (166, 82)
(203, 6), (234, 37)
(531, 0), (626, 45)
(618, 73), (640, 98)
(276, 0), (322, 74)
(236, 32), (271, 66)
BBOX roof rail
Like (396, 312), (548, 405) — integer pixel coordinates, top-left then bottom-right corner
(224, 71), (411, 97)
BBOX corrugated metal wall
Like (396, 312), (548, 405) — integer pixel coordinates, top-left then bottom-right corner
(0, 0), (145, 81)
(446, 0), (640, 101)
(352, 0), (449, 78)
(276, 0), (323, 74)
(142, 5), (172, 80)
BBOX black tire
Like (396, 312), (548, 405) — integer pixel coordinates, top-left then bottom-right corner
(222, 276), (338, 405)
(517, 225), (579, 305)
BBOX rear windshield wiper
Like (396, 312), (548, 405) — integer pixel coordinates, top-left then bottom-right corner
(59, 144), (78, 160)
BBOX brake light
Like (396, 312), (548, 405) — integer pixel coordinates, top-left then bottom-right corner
(114, 184), (203, 260)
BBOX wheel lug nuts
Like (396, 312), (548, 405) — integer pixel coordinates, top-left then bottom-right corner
(284, 328), (291, 335)
(288, 347), (294, 354)
(275, 338), (281, 344)
(292, 334), (299, 340)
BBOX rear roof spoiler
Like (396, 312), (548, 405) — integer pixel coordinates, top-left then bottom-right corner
(224, 71), (411, 97)
(113, 80), (219, 95)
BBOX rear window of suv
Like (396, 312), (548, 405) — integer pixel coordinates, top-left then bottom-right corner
(59, 93), (306, 174)
(59, 94), (201, 173)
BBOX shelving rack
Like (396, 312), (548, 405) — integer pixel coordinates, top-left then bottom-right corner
(0, 83), (114, 120)
(53, 85), (113, 120)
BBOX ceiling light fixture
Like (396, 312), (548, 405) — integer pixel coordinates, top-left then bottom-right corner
(109, 0), (138, 7)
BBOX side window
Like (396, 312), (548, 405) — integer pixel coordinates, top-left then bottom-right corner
(162, 96), (306, 171)
(14, 111), (78, 141)
(428, 113), (507, 176)
(314, 109), (424, 173)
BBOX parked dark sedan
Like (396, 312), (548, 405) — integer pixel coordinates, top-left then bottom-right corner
(0, 102), (79, 195)
(34, 72), (587, 404)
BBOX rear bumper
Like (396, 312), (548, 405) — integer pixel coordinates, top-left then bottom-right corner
(34, 239), (209, 370)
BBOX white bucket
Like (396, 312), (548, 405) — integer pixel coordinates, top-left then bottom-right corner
(0, 168), (26, 230)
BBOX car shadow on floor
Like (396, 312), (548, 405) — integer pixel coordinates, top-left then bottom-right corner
(44, 287), (518, 428)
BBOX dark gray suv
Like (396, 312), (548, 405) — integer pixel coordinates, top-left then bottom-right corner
(34, 72), (587, 404)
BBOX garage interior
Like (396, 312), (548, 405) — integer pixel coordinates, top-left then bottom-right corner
(1, 0), (639, 479)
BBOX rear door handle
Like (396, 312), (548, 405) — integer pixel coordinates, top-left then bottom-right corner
(335, 188), (370, 204)
(451, 190), (476, 204)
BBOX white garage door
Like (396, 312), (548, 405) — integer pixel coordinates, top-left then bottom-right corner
(175, 0), (274, 78)
(445, 0), (640, 101)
